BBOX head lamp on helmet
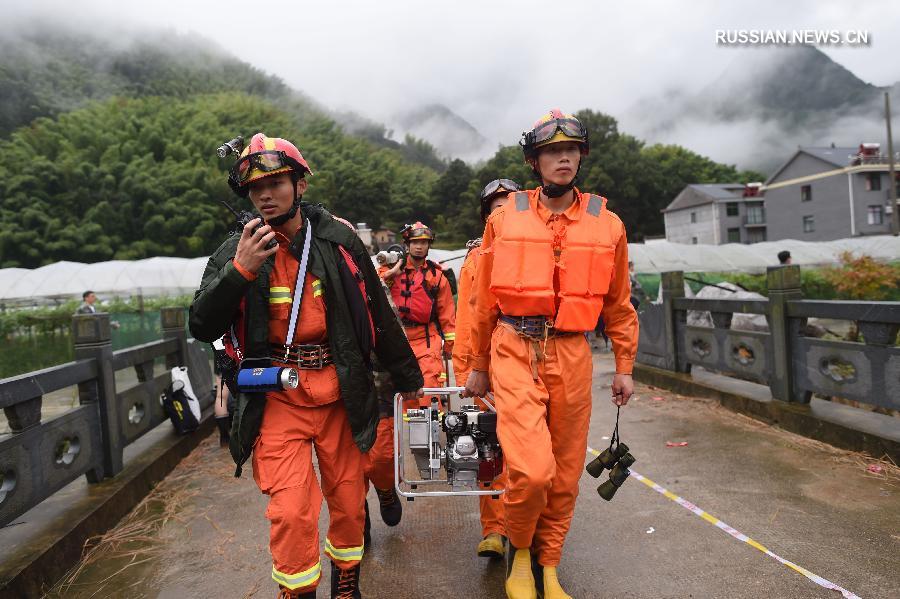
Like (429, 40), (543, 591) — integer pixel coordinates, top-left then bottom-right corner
(401, 221), (435, 244)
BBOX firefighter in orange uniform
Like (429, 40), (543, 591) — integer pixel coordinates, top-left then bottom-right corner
(382, 222), (456, 401)
(190, 133), (423, 599)
(363, 223), (455, 534)
(452, 178), (521, 560)
(465, 110), (639, 599)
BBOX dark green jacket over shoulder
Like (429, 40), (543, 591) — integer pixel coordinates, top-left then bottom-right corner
(189, 203), (423, 476)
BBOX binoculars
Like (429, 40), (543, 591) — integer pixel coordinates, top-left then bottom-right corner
(585, 442), (636, 501)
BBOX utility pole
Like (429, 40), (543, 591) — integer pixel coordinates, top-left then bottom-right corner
(886, 92), (899, 236)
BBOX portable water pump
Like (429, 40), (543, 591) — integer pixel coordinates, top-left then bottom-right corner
(394, 387), (505, 499)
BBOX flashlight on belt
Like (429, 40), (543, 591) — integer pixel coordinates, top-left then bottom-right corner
(236, 367), (299, 393)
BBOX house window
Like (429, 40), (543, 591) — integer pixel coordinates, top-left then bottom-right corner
(746, 229), (767, 244)
(726, 204), (739, 217)
(727, 228), (741, 243)
(867, 205), (884, 225)
(865, 173), (882, 191)
(690, 212), (697, 223)
(691, 236), (698, 245)
(802, 215), (815, 233)
(801, 185), (812, 202)
(745, 202), (765, 224)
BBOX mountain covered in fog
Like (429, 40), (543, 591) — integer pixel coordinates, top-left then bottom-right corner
(0, 25), (300, 137)
(390, 103), (493, 163)
(626, 46), (899, 171)
(0, 20), (763, 268)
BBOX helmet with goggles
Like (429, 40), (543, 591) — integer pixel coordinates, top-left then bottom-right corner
(520, 109), (589, 159)
(227, 133), (312, 198)
(401, 222), (435, 244)
(479, 178), (521, 222)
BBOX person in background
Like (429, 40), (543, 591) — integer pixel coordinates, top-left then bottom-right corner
(211, 336), (235, 447)
(382, 222), (456, 396)
(778, 250), (792, 265)
(452, 178), (521, 560)
(75, 290), (120, 328)
(628, 260), (646, 309)
(75, 290), (97, 314)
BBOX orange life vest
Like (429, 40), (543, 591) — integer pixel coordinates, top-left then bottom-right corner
(490, 191), (617, 331)
(391, 261), (442, 325)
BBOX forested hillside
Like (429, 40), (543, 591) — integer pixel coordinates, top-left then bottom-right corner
(0, 24), (763, 268)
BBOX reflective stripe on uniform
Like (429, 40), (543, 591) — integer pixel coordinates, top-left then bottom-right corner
(312, 279), (323, 298)
(324, 538), (364, 562)
(271, 561), (321, 589)
(270, 286), (292, 304)
(443, 332), (456, 341)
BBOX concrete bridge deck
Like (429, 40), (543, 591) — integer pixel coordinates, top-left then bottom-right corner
(42, 352), (900, 598)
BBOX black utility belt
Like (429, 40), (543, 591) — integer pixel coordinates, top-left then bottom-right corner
(271, 343), (334, 369)
(498, 314), (579, 339)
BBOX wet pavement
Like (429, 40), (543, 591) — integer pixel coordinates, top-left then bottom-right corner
(45, 351), (900, 598)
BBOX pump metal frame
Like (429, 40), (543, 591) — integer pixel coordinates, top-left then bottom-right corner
(393, 387), (504, 499)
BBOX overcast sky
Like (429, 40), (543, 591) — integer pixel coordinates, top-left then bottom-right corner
(10, 0), (900, 161)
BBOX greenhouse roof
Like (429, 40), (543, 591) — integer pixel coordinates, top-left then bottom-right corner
(1, 237), (897, 303)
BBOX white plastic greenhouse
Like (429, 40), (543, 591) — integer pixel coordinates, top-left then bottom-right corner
(0, 237), (897, 304)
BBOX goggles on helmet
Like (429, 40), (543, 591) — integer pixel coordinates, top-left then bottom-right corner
(480, 178), (522, 200)
(402, 224), (434, 241)
(525, 118), (587, 148)
(231, 150), (296, 185)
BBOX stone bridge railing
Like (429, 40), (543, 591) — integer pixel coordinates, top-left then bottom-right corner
(636, 266), (899, 412)
(0, 308), (214, 527)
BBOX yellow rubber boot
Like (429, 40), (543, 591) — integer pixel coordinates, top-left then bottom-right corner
(477, 533), (505, 558)
(505, 548), (538, 599)
(542, 566), (572, 599)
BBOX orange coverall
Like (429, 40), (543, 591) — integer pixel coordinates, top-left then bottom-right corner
(381, 258), (456, 401)
(469, 188), (638, 566)
(238, 235), (365, 593)
(452, 245), (506, 538)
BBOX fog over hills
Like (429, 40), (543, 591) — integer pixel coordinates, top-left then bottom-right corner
(389, 103), (494, 163)
(622, 46), (898, 172)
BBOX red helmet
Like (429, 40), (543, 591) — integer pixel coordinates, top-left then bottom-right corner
(401, 222), (435, 244)
(228, 133), (312, 197)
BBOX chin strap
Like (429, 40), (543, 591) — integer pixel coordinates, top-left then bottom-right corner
(265, 195), (303, 227)
(542, 179), (577, 198)
(534, 159), (582, 199)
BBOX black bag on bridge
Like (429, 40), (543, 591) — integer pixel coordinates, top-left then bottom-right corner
(161, 380), (200, 434)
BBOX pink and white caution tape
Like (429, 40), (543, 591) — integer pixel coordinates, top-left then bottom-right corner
(587, 447), (862, 599)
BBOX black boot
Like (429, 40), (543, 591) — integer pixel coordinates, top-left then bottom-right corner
(532, 554), (545, 598)
(363, 501), (372, 549)
(216, 415), (231, 447)
(330, 562), (361, 599)
(374, 487), (402, 526)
